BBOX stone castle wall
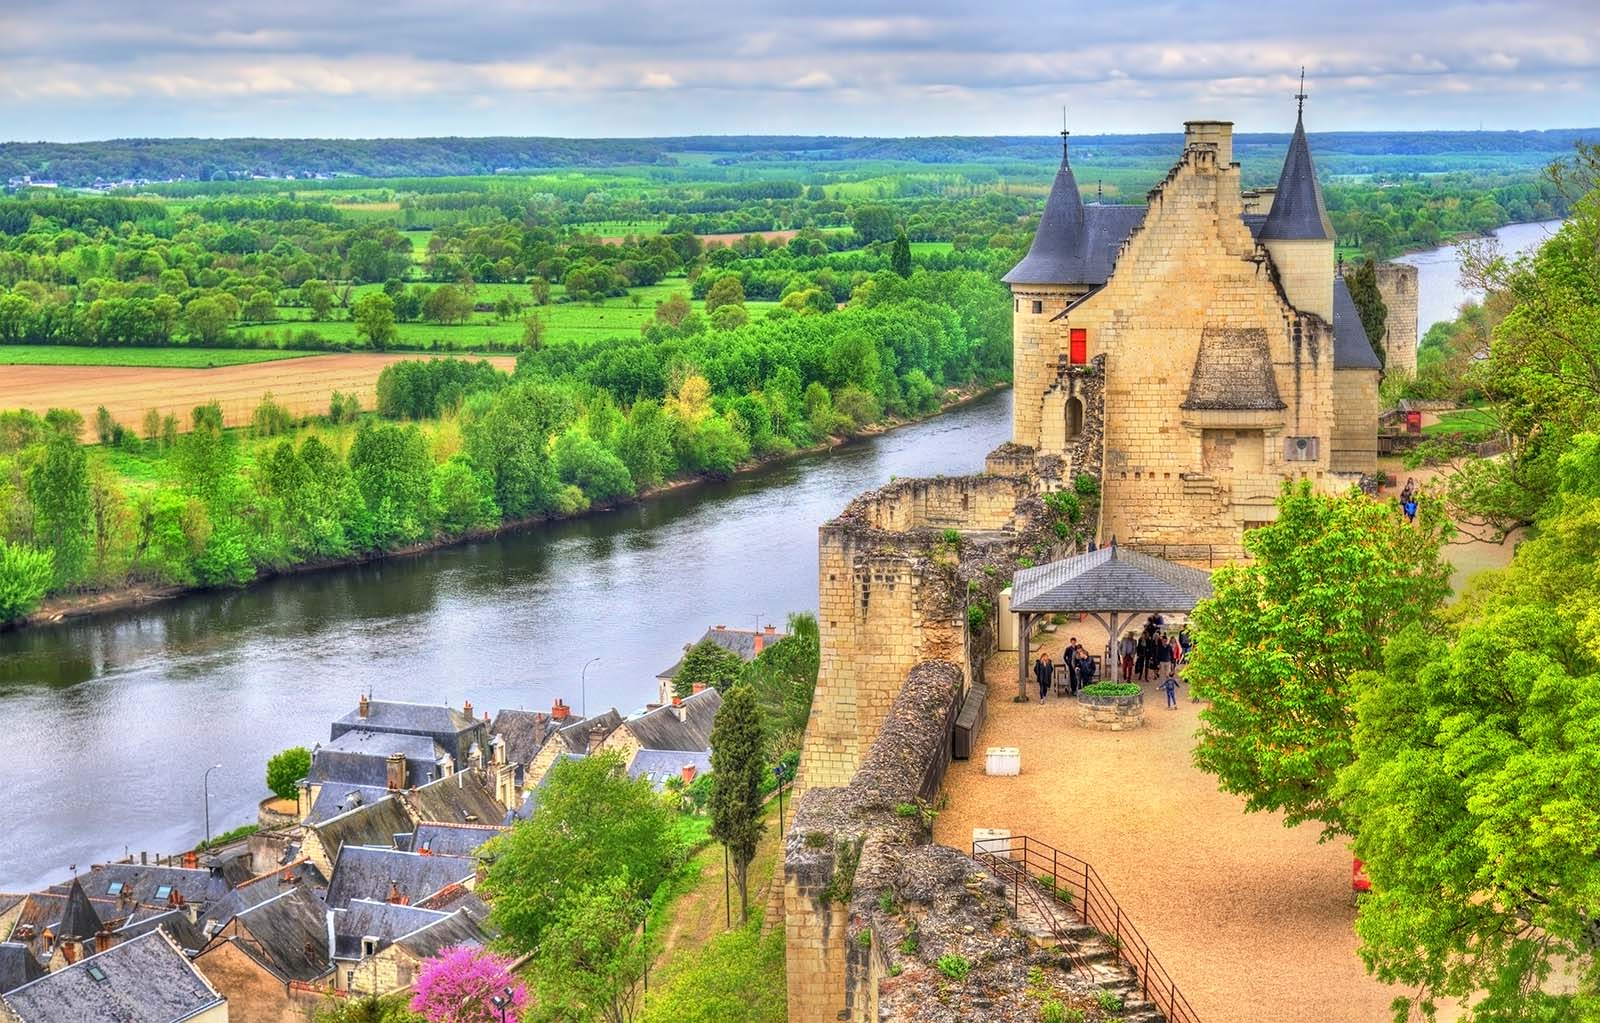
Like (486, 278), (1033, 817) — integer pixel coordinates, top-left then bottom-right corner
(1375, 262), (1419, 377)
(1330, 368), (1381, 474)
(798, 474), (1056, 795)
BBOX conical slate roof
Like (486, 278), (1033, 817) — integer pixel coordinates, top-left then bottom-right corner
(57, 880), (101, 941)
(1258, 113), (1333, 241)
(1003, 136), (1086, 285)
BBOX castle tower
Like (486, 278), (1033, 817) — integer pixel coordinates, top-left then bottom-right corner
(1003, 126), (1089, 448)
(1258, 76), (1335, 323)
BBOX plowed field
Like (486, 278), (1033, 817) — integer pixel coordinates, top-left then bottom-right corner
(0, 353), (517, 434)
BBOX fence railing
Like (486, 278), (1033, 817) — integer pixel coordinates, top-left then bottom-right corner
(973, 835), (1202, 1023)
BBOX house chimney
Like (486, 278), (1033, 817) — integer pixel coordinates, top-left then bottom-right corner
(714, 624), (725, 631)
(358, 693), (370, 719)
(418, 840), (432, 857)
(387, 881), (405, 905)
(182, 850), (198, 870)
(586, 723), (609, 754)
(551, 698), (570, 722)
(94, 928), (113, 954)
(680, 764), (697, 785)
(168, 889), (185, 909)
(60, 940), (77, 964)
(462, 699), (473, 720)
(385, 751), (406, 791)
(671, 697), (686, 722)
(691, 682), (707, 696)
(753, 632), (764, 655)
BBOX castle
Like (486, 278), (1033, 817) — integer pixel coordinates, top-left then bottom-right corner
(1006, 101), (1415, 558)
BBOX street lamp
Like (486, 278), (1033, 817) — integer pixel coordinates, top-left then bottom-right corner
(580, 656), (600, 718)
(773, 761), (791, 834)
(203, 763), (222, 848)
(490, 985), (516, 1023)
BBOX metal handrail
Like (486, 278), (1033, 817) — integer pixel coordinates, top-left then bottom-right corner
(971, 844), (1094, 983)
(973, 835), (1202, 1023)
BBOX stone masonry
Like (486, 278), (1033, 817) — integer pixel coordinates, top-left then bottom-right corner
(1374, 262), (1419, 377)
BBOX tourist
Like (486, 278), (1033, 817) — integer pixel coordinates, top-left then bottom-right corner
(1169, 632), (1183, 670)
(1177, 624), (1193, 662)
(1075, 645), (1096, 694)
(1119, 631), (1137, 681)
(1160, 672), (1179, 709)
(1156, 632), (1175, 680)
(1034, 650), (1053, 701)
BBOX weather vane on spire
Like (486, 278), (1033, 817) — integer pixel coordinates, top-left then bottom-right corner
(1295, 66), (1307, 117)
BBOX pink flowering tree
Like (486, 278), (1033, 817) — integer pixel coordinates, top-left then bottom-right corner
(410, 946), (527, 1023)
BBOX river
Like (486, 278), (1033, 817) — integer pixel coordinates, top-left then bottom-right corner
(0, 393), (1012, 890)
(1394, 219), (1564, 336)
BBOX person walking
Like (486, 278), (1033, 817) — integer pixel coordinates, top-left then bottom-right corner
(1076, 645), (1096, 694)
(1178, 624), (1193, 662)
(1119, 632), (1136, 681)
(1156, 632), (1174, 681)
(1033, 650), (1053, 701)
(1160, 672), (1179, 709)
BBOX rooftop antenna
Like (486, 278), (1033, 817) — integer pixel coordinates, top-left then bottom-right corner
(1295, 66), (1308, 118)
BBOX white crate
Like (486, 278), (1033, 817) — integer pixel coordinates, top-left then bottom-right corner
(985, 746), (1021, 776)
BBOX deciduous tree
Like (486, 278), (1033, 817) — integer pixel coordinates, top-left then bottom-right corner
(410, 946), (525, 1023)
(531, 874), (649, 1023)
(265, 746), (310, 801)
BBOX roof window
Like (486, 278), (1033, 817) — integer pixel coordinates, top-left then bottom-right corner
(86, 964), (107, 982)
(154, 885), (172, 901)
(106, 881), (123, 896)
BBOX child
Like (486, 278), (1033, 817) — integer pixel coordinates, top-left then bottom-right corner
(1160, 672), (1179, 709)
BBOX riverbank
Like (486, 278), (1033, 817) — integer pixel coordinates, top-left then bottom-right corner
(13, 381), (1010, 633)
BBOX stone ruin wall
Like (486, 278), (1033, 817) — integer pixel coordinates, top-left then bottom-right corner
(798, 473), (1064, 795)
(1374, 262), (1419, 378)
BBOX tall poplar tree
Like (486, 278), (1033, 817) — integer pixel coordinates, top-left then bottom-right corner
(890, 228), (913, 279)
(709, 685), (766, 923)
(27, 410), (90, 587)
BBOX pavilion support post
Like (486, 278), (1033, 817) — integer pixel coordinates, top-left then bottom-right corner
(1106, 611), (1120, 682)
(1016, 612), (1032, 702)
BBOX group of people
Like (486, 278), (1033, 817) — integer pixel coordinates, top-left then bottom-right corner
(1117, 617), (1191, 708)
(1030, 638), (1098, 700)
(1399, 477), (1420, 523)
(1032, 616), (1193, 709)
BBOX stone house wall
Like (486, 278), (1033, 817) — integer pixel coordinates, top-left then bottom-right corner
(194, 937), (325, 1023)
(1331, 368), (1381, 474)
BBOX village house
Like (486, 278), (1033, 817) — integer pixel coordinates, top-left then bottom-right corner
(0, 930), (228, 1023)
(328, 900), (488, 995)
(330, 696), (489, 774)
(193, 886), (332, 1023)
(655, 624), (786, 704)
(520, 706), (624, 791)
(600, 686), (721, 776)
(323, 846), (477, 910)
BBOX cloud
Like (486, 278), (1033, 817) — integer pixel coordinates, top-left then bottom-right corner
(0, 0), (1596, 139)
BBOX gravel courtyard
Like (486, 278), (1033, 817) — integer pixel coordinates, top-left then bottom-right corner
(934, 643), (1440, 1023)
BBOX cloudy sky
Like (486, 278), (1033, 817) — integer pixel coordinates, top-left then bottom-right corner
(1, 0), (1596, 141)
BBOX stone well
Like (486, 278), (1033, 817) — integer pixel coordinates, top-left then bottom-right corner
(1077, 689), (1144, 731)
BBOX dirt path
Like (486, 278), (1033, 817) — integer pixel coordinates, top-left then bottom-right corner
(0, 353), (516, 433)
(655, 802), (785, 961)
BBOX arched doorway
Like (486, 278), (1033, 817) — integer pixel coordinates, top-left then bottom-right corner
(1066, 396), (1084, 441)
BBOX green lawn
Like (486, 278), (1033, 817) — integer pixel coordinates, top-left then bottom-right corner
(909, 241), (955, 255)
(1422, 407), (1497, 438)
(0, 345), (318, 368)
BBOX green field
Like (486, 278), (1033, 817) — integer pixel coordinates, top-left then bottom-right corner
(909, 241), (955, 255)
(1423, 407), (1498, 438)
(0, 345), (318, 368)
(568, 219), (670, 237)
(247, 282), (779, 350)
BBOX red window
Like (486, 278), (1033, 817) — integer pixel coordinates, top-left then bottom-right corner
(1069, 328), (1087, 365)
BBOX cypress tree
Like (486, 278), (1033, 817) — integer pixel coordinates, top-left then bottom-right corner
(890, 228), (913, 279)
(709, 684), (767, 923)
(1346, 259), (1389, 369)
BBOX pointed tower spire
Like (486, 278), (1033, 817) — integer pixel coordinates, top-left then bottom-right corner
(1001, 115), (1088, 284)
(1258, 70), (1332, 241)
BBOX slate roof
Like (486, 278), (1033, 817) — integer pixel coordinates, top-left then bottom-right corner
(4, 893), (125, 951)
(221, 886), (333, 982)
(0, 943), (44, 995)
(489, 709), (552, 778)
(113, 909), (208, 953)
(56, 880), (100, 941)
(333, 700), (478, 739)
(1182, 326), (1287, 412)
(406, 771), (507, 825)
(307, 783), (394, 824)
(324, 846), (476, 910)
(553, 709), (623, 755)
(409, 823), (506, 857)
(310, 730), (447, 789)
(393, 910), (489, 960)
(656, 627), (788, 679)
(1332, 276), (1382, 370)
(629, 749), (713, 791)
(201, 860), (327, 934)
(2, 930), (224, 1023)
(310, 795), (416, 863)
(1011, 547), (1214, 614)
(1003, 139), (1146, 287)
(622, 688), (721, 753)
(330, 899), (449, 960)
(56, 864), (224, 911)
(416, 885), (491, 926)
(1258, 113), (1333, 241)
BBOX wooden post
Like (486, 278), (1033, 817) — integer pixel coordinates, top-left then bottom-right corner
(1016, 612), (1032, 702)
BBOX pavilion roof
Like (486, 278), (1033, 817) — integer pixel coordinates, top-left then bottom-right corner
(1011, 546), (1213, 614)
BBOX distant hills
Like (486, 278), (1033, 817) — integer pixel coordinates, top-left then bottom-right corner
(2, 130), (1594, 187)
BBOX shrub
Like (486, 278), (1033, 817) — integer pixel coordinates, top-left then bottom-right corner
(936, 954), (971, 981)
(1073, 473), (1100, 498)
(1079, 682), (1141, 698)
(265, 746), (311, 801)
(1096, 989), (1124, 1012)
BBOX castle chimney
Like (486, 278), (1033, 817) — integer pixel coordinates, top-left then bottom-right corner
(680, 764), (697, 785)
(714, 624), (725, 631)
(385, 751), (406, 791)
(551, 698), (570, 722)
(462, 699), (473, 720)
(691, 682), (707, 696)
(1182, 119), (1234, 165)
(358, 693), (370, 719)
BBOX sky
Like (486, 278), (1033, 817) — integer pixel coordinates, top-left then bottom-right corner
(1, 0), (1597, 142)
